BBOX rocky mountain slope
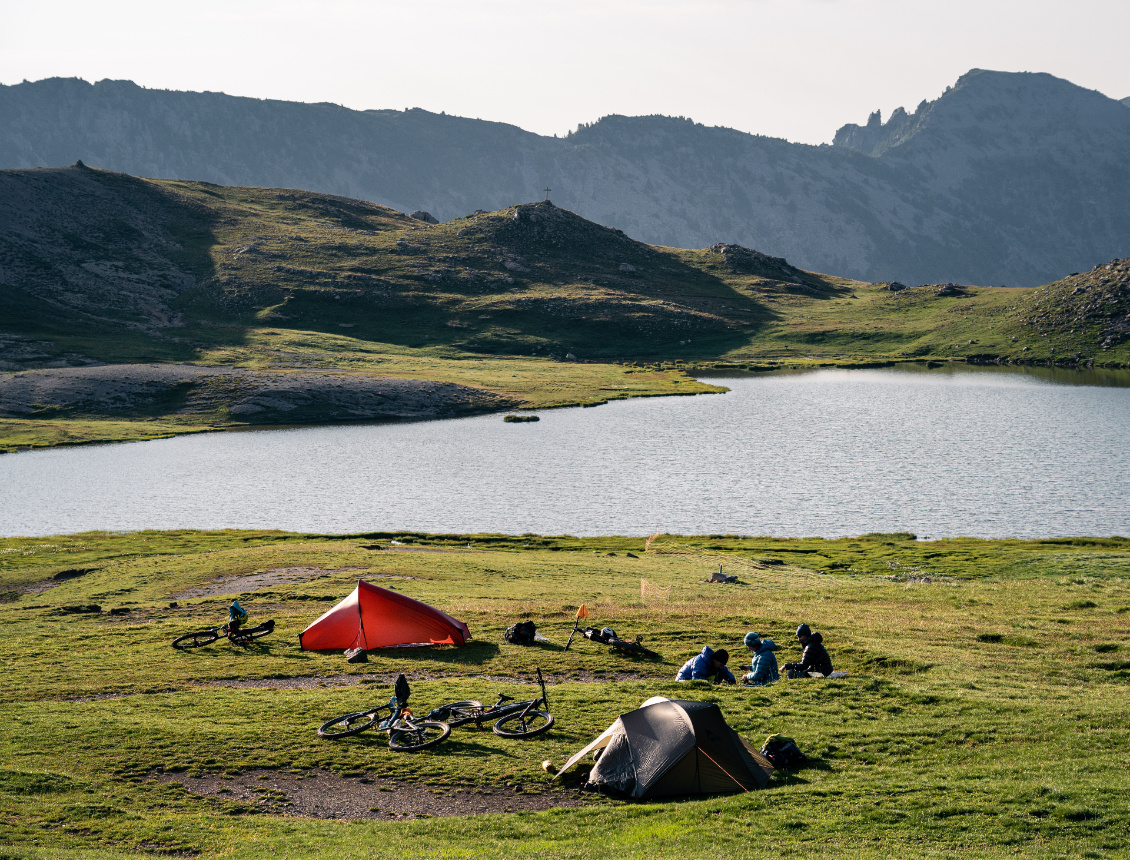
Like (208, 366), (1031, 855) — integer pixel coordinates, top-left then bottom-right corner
(3, 164), (1127, 370)
(2, 71), (1127, 288)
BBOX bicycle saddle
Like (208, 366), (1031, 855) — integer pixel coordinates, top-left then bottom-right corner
(394, 673), (410, 704)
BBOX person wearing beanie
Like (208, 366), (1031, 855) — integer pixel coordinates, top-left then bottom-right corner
(783, 623), (833, 678)
(742, 632), (780, 686)
(675, 645), (736, 684)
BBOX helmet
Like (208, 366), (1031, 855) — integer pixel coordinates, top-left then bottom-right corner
(600, 626), (617, 641)
(743, 631), (761, 649)
(795, 623), (812, 639)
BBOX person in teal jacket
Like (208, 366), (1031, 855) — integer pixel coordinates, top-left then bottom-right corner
(675, 646), (735, 684)
(227, 599), (249, 636)
(741, 632), (780, 686)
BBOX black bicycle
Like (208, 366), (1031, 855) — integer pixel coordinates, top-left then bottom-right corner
(425, 667), (554, 738)
(172, 619), (275, 649)
(317, 674), (452, 752)
(579, 626), (660, 659)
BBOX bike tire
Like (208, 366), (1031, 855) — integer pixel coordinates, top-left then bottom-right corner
(171, 629), (220, 650)
(492, 709), (554, 738)
(317, 706), (389, 740)
(388, 720), (451, 751)
(229, 621), (275, 646)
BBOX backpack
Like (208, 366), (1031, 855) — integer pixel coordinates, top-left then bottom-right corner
(760, 734), (806, 769)
(504, 620), (538, 645)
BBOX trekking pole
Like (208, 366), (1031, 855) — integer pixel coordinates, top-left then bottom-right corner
(563, 604), (589, 651)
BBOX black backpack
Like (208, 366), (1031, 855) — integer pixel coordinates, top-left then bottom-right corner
(760, 734), (806, 769)
(504, 620), (537, 645)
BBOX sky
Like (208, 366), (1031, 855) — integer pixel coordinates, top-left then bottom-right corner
(2, 0), (1128, 145)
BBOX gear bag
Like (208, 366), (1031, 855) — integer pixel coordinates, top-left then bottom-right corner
(504, 620), (538, 646)
(760, 734), (806, 769)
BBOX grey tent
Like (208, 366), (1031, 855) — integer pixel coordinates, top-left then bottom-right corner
(554, 696), (774, 798)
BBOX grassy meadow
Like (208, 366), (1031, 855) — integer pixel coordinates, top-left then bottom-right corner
(2, 529), (1129, 858)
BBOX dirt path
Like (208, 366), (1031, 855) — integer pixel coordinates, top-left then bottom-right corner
(169, 566), (393, 599)
(155, 768), (591, 819)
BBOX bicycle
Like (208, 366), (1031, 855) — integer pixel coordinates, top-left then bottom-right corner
(317, 674), (452, 752)
(425, 667), (554, 738)
(579, 626), (660, 659)
(171, 619), (275, 649)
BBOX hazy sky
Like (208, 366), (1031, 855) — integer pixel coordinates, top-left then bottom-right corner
(2, 0), (1127, 144)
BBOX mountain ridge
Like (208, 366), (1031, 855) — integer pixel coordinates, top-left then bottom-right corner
(0, 72), (1128, 290)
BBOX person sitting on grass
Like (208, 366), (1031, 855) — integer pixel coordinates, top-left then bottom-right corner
(676, 646), (735, 684)
(742, 632), (780, 686)
(227, 599), (249, 637)
(782, 623), (833, 678)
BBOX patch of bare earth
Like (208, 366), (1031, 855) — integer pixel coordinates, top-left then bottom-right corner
(154, 768), (589, 819)
(170, 566), (367, 599)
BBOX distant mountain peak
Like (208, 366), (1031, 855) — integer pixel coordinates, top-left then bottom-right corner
(833, 69), (1128, 157)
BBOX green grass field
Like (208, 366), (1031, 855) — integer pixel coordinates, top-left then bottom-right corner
(2, 529), (1128, 858)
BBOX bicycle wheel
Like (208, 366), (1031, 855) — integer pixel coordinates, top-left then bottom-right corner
(171, 629), (220, 650)
(493, 709), (554, 738)
(388, 720), (451, 751)
(317, 706), (390, 740)
(230, 620), (275, 645)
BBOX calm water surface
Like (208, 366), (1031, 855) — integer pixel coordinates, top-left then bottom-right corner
(2, 366), (1128, 538)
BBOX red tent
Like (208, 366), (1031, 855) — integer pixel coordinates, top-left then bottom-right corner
(298, 580), (471, 650)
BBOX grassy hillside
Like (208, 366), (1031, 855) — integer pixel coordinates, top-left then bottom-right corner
(2, 165), (1128, 450)
(2, 528), (1128, 858)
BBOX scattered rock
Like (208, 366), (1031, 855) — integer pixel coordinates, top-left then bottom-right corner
(395, 238), (425, 255)
(619, 263), (637, 274)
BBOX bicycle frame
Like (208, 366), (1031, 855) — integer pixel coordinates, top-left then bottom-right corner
(430, 668), (550, 727)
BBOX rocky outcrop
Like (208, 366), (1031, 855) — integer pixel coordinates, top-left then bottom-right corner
(709, 243), (809, 281)
(1012, 259), (1130, 351)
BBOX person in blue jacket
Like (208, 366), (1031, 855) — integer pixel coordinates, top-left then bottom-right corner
(741, 631), (780, 686)
(227, 599), (249, 637)
(675, 646), (735, 684)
